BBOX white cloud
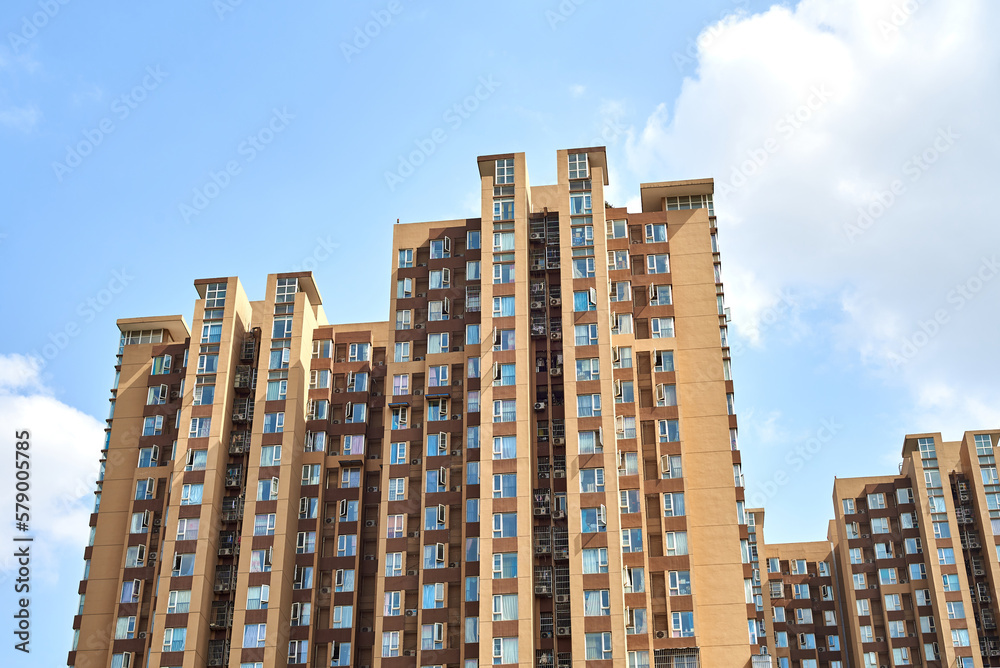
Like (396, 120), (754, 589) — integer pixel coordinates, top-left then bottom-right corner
(616, 0), (1000, 435)
(0, 103), (40, 132)
(0, 355), (103, 584)
(570, 84), (586, 97)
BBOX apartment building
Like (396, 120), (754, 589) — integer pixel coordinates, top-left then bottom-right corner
(68, 148), (756, 668)
(750, 430), (1000, 668)
(830, 430), (1000, 668)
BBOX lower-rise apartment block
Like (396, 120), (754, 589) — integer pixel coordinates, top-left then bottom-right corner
(69, 148), (759, 668)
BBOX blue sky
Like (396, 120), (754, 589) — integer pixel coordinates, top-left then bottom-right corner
(2, 1), (999, 665)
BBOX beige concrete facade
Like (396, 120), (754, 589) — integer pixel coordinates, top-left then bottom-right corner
(69, 148), (754, 668)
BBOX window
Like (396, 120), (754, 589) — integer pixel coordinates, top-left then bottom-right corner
(580, 468), (605, 493)
(647, 253), (670, 274)
(575, 323), (599, 346)
(137, 446), (159, 469)
(606, 219), (626, 239)
(885, 593), (902, 611)
(572, 257), (596, 278)
(569, 152), (588, 179)
(610, 280), (631, 302)
(582, 548), (608, 574)
(151, 354), (172, 374)
(167, 589), (191, 614)
(492, 296), (515, 318)
(663, 492), (685, 517)
(171, 553), (195, 577)
(651, 317), (675, 338)
(492, 552), (518, 579)
(337, 535), (357, 557)
(423, 582), (446, 609)
(947, 601), (965, 619)
(585, 632), (612, 660)
(247, 585), (269, 610)
(493, 637), (518, 665)
(248, 548), (272, 573)
(493, 400), (516, 423)
(258, 444), (281, 467)
(623, 566), (645, 593)
(577, 393), (602, 417)
(620, 490), (640, 513)
(263, 412), (284, 433)
(493, 197), (514, 221)
(142, 415), (164, 436)
(163, 627), (186, 652)
(665, 531), (688, 556)
(583, 589), (611, 616)
(669, 571), (691, 596)
(671, 611), (694, 638)
(493, 473), (517, 498)
(180, 483), (203, 505)
(871, 517), (889, 533)
(296, 531), (316, 554)
(426, 332), (449, 354)
(492, 513), (516, 538)
(645, 223), (668, 242)
(942, 573), (960, 591)
(581, 506), (607, 533)
(649, 284), (672, 305)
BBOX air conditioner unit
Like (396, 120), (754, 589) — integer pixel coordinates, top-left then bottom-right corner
(415, 324), (424, 329)
(403, 650), (416, 657)
(555, 594), (569, 603)
(325, 517), (335, 524)
(534, 508), (544, 516)
(553, 470), (566, 478)
(556, 627), (571, 636)
(137, 632), (146, 639)
(368, 454), (377, 460)
(550, 332), (562, 341)
(337, 358), (346, 363)
(411, 458), (422, 465)
(219, 548), (233, 556)
(405, 609), (418, 617)
(554, 550), (569, 560)
(655, 631), (667, 639)
(361, 626), (372, 633)
(451, 450), (460, 457)
(876, 637), (884, 642)
(451, 486), (462, 492)
(552, 437), (565, 446)
(529, 232), (545, 240)
(449, 561), (459, 568)
(320, 587), (332, 594)
(332, 419), (341, 424)
(407, 531), (420, 538)
(552, 510), (565, 519)
(540, 631), (553, 639)
(377, 360), (384, 366)
(365, 520), (376, 527)
(334, 388), (342, 393)
(414, 356), (424, 361)
(367, 486), (379, 493)
(148, 553), (156, 561)
(534, 585), (551, 595)
(534, 402), (547, 411)
(976, 569), (986, 576)
(407, 569), (418, 576)
(861, 533), (870, 538)
(414, 389), (423, 395)
(153, 519), (161, 527)
(549, 297), (561, 306)
(417, 293), (426, 298)
(364, 554), (376, 561)
(170, 391), (179, 399)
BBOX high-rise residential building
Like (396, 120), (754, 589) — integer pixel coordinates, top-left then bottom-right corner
(748, 430), (1000, 668)
(828, 430), (1000, 668)
(67, 147), (756, 668)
